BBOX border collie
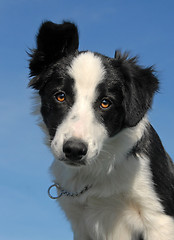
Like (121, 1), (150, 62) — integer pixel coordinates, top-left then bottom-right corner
(29, 21), (174, 240)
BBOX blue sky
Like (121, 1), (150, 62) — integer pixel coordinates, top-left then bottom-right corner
(0, 0), (174, 239)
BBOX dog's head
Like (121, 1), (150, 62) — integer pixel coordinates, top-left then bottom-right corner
(29, 21), (159, 167)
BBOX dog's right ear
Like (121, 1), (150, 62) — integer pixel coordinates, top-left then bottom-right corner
(29, 21), (79, 89)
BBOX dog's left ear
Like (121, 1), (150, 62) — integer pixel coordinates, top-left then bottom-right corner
(114, 51), (159, 127)
(29, 21), (79, 89)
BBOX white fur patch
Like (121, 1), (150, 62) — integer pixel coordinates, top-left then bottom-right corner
(68, 51), (105, 95)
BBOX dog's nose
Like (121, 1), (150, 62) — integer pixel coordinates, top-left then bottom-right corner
(63, 138), (88, 161)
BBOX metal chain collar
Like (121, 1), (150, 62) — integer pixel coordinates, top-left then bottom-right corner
(48, 183), (92, 199)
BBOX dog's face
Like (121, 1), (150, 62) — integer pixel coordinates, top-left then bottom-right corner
(29, 21), (158, 167)
(38, 52), (125, 166)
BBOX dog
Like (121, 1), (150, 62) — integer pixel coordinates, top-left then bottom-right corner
(29, 21), (174, 240)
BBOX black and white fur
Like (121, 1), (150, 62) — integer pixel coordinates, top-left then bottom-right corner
(29, 21), (174, 240)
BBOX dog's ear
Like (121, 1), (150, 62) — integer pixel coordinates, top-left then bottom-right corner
(115, 51), (159, 127)
(28, 21), (79, 89)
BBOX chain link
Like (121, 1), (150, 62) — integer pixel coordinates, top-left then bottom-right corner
(48, 183), (92, 199)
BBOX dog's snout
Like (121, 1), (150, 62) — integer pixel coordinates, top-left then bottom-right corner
(63, 138), (88, 161)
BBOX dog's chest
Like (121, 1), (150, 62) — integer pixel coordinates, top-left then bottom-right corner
(60, 194), (144, 240)
(85, 195), (143, 239)
(59, 181), (174, 240)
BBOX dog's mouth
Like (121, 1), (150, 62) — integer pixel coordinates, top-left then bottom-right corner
(61, 158), (86, 167)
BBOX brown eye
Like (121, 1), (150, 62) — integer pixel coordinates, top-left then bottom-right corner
(55, 92), (66, 102)
(100, 98), (112, 109)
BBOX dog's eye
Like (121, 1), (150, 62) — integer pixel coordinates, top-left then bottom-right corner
(55, 92), (66, 102)
(100, 98), (112, 109)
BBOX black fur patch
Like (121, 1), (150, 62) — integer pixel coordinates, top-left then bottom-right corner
(38, 61), (75, 138)
(113, 51), (159, 127)
(29, 21), (79, 88)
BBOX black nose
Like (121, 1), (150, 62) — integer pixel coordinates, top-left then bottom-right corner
(63, 138), (88, 161)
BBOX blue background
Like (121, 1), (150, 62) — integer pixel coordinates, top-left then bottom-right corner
(0, 0), (174, 239)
